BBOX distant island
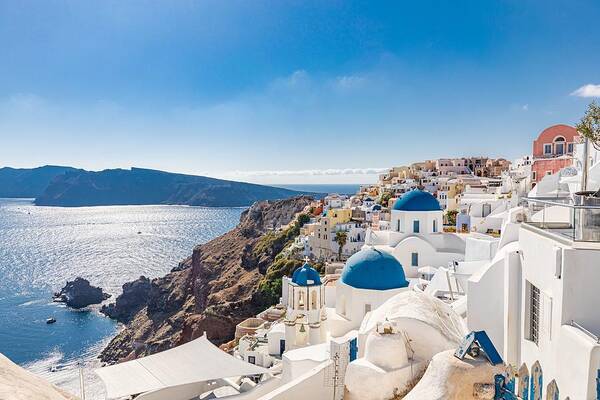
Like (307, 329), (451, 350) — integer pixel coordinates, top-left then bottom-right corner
(0, 166), (317, 207)
(0, 166), (81, 198)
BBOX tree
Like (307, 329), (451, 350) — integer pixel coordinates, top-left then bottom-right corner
(446, 209), (458, 226)
(576, 101), (600, 150)
(379, 191), (392, 206)
(335, 231), (348, 261)
(297, 213), (311, 227)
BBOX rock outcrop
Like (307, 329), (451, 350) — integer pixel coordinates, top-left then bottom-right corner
(99, 196), (312, 363)
(54, 278), (110, 309)
(100, 276), (152, 323)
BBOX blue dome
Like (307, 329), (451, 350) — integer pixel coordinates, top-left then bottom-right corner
(292, 263), (321, 286)
(392, 190), (441, 212)
(341, 247), (408, 290)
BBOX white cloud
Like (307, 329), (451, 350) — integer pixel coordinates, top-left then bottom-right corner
(5, 93), (46, 110)
(570, 84), (600, 98)
(334, 75), (367, 90)
(270, 69), (311, 90)
(226, 167), (388, 177)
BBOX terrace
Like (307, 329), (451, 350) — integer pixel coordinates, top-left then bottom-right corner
(523, 196), (600, 245)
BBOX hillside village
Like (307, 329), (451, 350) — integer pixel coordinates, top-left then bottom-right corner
(85, 121), (600, 400)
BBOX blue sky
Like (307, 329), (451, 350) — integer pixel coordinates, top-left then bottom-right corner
(1, 1), (600, 184)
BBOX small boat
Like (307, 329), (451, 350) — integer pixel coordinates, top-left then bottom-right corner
(46, 317), (56, 324)
(137, 231), (142, 234)
(50, 364), (67, 372)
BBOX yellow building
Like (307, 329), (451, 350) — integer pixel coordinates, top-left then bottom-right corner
(325, 208), (352, 226)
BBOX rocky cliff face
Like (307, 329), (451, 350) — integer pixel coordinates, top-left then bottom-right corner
(100, 276), (152, 322)
(99, 196), (312, 363)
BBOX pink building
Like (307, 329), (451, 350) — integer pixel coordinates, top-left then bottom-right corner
(531, 124), (578, 183)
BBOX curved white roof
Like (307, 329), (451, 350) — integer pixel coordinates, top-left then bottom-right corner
(95, 334), (267, 399)
(359, 291), (467, 344)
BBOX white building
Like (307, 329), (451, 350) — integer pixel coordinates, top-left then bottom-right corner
(367, 190), (466, 278)
(330, 221), (366, 258)
(458, 185), (512, 233)
(324, 194), (346, 209)
(467, 196), (600, 399)
(505, 154), (533, 201)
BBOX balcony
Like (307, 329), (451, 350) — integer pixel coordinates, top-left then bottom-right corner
(523, 196), (600, 243)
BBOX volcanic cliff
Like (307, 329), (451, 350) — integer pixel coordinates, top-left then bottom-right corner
(100, 196), (313, 363)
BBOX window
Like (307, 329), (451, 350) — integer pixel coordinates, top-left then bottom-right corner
(311, 290), (317, 310)
(413, 220), (420, 233)
(433, 219), (438, 233)
(397, 219), (401, 232)
(482, 204), (491, 217)
(364, 303), (372, 314)
(555, 142), (564, 155)
(411, 252), (419, 267)
(567, 142), (574, 153)
(527, 282), (540, 345)
(543, 143), (552, 155)
(546, 170), (552, 176)
(248, 356), (256, 364)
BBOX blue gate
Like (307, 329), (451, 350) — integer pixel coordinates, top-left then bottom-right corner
(494, 361), (565, 400)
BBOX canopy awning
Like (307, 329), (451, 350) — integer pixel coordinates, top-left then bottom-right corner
(95, 334), (268, 399)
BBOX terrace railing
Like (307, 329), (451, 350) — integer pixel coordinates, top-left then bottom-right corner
(524, 196), (600, 242)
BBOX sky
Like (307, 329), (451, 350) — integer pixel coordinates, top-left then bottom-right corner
(1, 1), (600, 184)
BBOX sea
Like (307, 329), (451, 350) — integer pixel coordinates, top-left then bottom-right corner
(0, 185), (357, 398)
(0, 198), (244, 398)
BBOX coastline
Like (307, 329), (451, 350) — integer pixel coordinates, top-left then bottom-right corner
(0, 199), (245, 397)
(97, 196), (313, 364)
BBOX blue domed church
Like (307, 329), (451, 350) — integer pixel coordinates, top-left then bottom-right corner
(366, 189), (465, 280)
(330, 246), (410, 335)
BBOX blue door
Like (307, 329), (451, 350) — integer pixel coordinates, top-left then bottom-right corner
(413, 220), (420, 233)
(349, 338), (358, 361)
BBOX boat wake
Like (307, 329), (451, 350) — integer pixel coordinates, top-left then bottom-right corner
(24, 340), (110, 400)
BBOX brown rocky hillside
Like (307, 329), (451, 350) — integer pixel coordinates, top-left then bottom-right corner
(99, 196), (313, 363)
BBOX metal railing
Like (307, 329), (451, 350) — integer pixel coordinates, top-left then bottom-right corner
(524, 197), (600, 242)
(569, 320), (600, 344)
